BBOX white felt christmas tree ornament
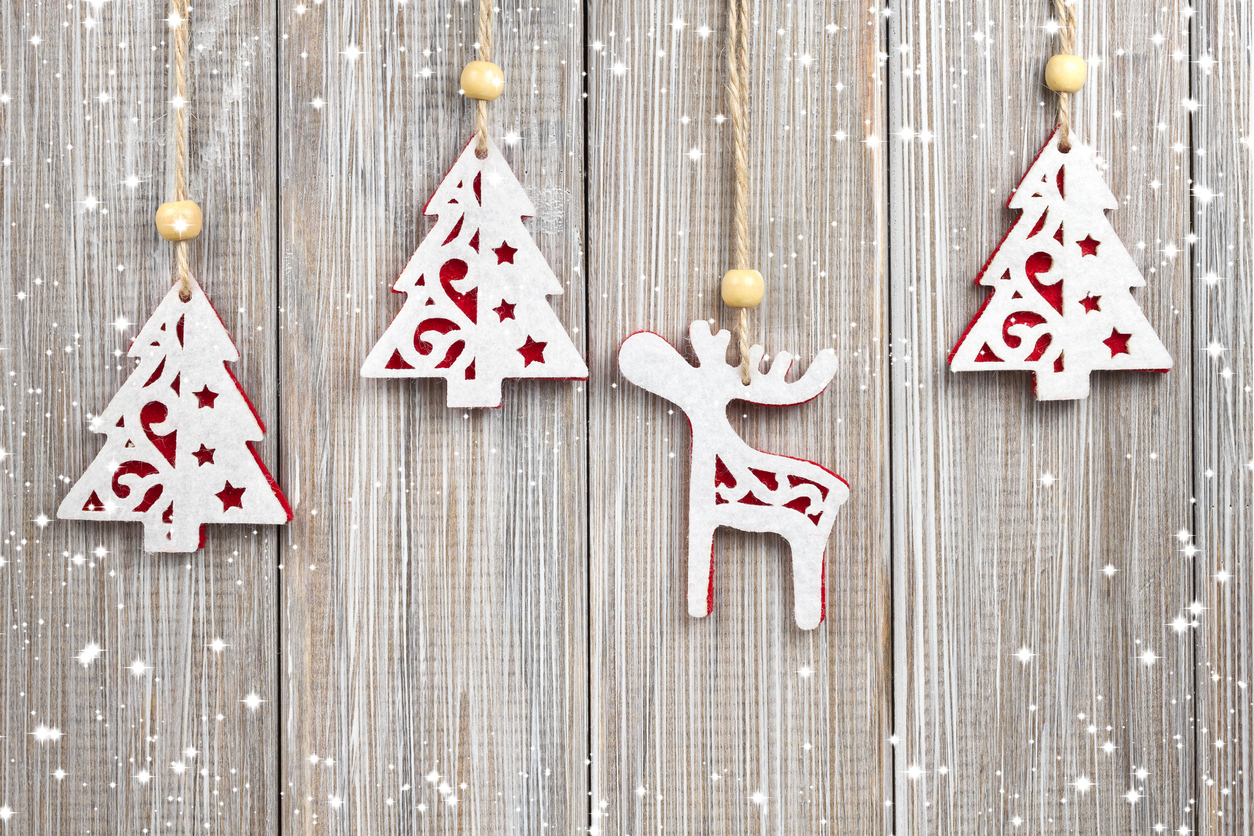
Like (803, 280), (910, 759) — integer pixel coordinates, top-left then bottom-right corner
(620, 323), (849, 630)
(59, 283), (291, 552)
(362, 134), (587, 407)
(950, 132), (1172, 399)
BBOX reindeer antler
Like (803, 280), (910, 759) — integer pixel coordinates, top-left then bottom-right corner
(742, 347), (838, 405)
(685, 320), (837, 406)
(687, 320), (732, 367)
(621, 321), (838, 411)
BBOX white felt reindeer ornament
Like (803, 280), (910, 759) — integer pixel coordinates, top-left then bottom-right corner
(620, 322), (849, 630)
(618, 0), (850, 629)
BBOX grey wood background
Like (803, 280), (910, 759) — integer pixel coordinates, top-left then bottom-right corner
(0, 0), (1247, 834)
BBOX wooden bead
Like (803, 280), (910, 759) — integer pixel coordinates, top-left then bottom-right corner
(1044, 54), (1087, 94)
(460, 61), (505, 101)
(155, 200), (202, 241)
(721, 269), (764, 308)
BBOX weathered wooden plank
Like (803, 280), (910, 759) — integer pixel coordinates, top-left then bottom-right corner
(888, 0), (1195, 832)
(587, 1), (892, 832)
(0, 0), (280, 833)
(1192, 1), (1253, 831)
(277, 1), (588, 833)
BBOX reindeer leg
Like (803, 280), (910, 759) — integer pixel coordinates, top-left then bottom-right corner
(789, 538), (827, 630)
(687, 519), (717, 619)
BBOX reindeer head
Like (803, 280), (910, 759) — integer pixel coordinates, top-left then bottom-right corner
(619, 320), (838, 415)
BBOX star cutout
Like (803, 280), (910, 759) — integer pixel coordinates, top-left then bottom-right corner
(517, 336), (547, 366)
(194, 386), (218, 408)
(215, 481), (246, 511)
(493, 242), (518, 264)
(493, 300), (516, 321)
(1103, 328), (1132, 356)
(192, 444), (215, 466)
(1079, 294), (1102, 313)
(1077, 235), (1100, 256)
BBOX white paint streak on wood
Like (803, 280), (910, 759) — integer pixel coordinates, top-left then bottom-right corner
(1194, 1), (1253, 832)
(587, 1), (891, 832)
(0, 0), (279, 833)
(889, 0), (1195, 831)
(278, 1), (587, 833)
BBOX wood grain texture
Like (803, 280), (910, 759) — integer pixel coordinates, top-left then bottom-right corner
(0, 0), (280, 834)
(888, 0), (1195, 832)
(586, 1), (892, 832)
(1193, 1), (1253, 832)
(277, 1), (588, 833)
(5, 1), (1251, 834)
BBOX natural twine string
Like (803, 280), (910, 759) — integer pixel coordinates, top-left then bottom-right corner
(1052, 0), (1078, 149)
(726, 0), (753, 384)
(475, 0), (494, 156)
(171, 0), (192, 300)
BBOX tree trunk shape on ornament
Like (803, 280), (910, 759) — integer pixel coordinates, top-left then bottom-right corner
(619, 321), (850, 630)
(949, 130), (1173, 400)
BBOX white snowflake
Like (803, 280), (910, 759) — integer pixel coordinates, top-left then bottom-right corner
(75, 642), (103, 667)
(31, 724), (63, 744)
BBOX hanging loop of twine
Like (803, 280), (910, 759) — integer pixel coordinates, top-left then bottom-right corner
(475, 0), (494, 156)
(726, 0), (753, 384)
(170, 0), (193, 300)
(1052, 0), (1078, 150)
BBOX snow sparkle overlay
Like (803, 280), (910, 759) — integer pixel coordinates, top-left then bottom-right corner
(0, 0), (1250, 832)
